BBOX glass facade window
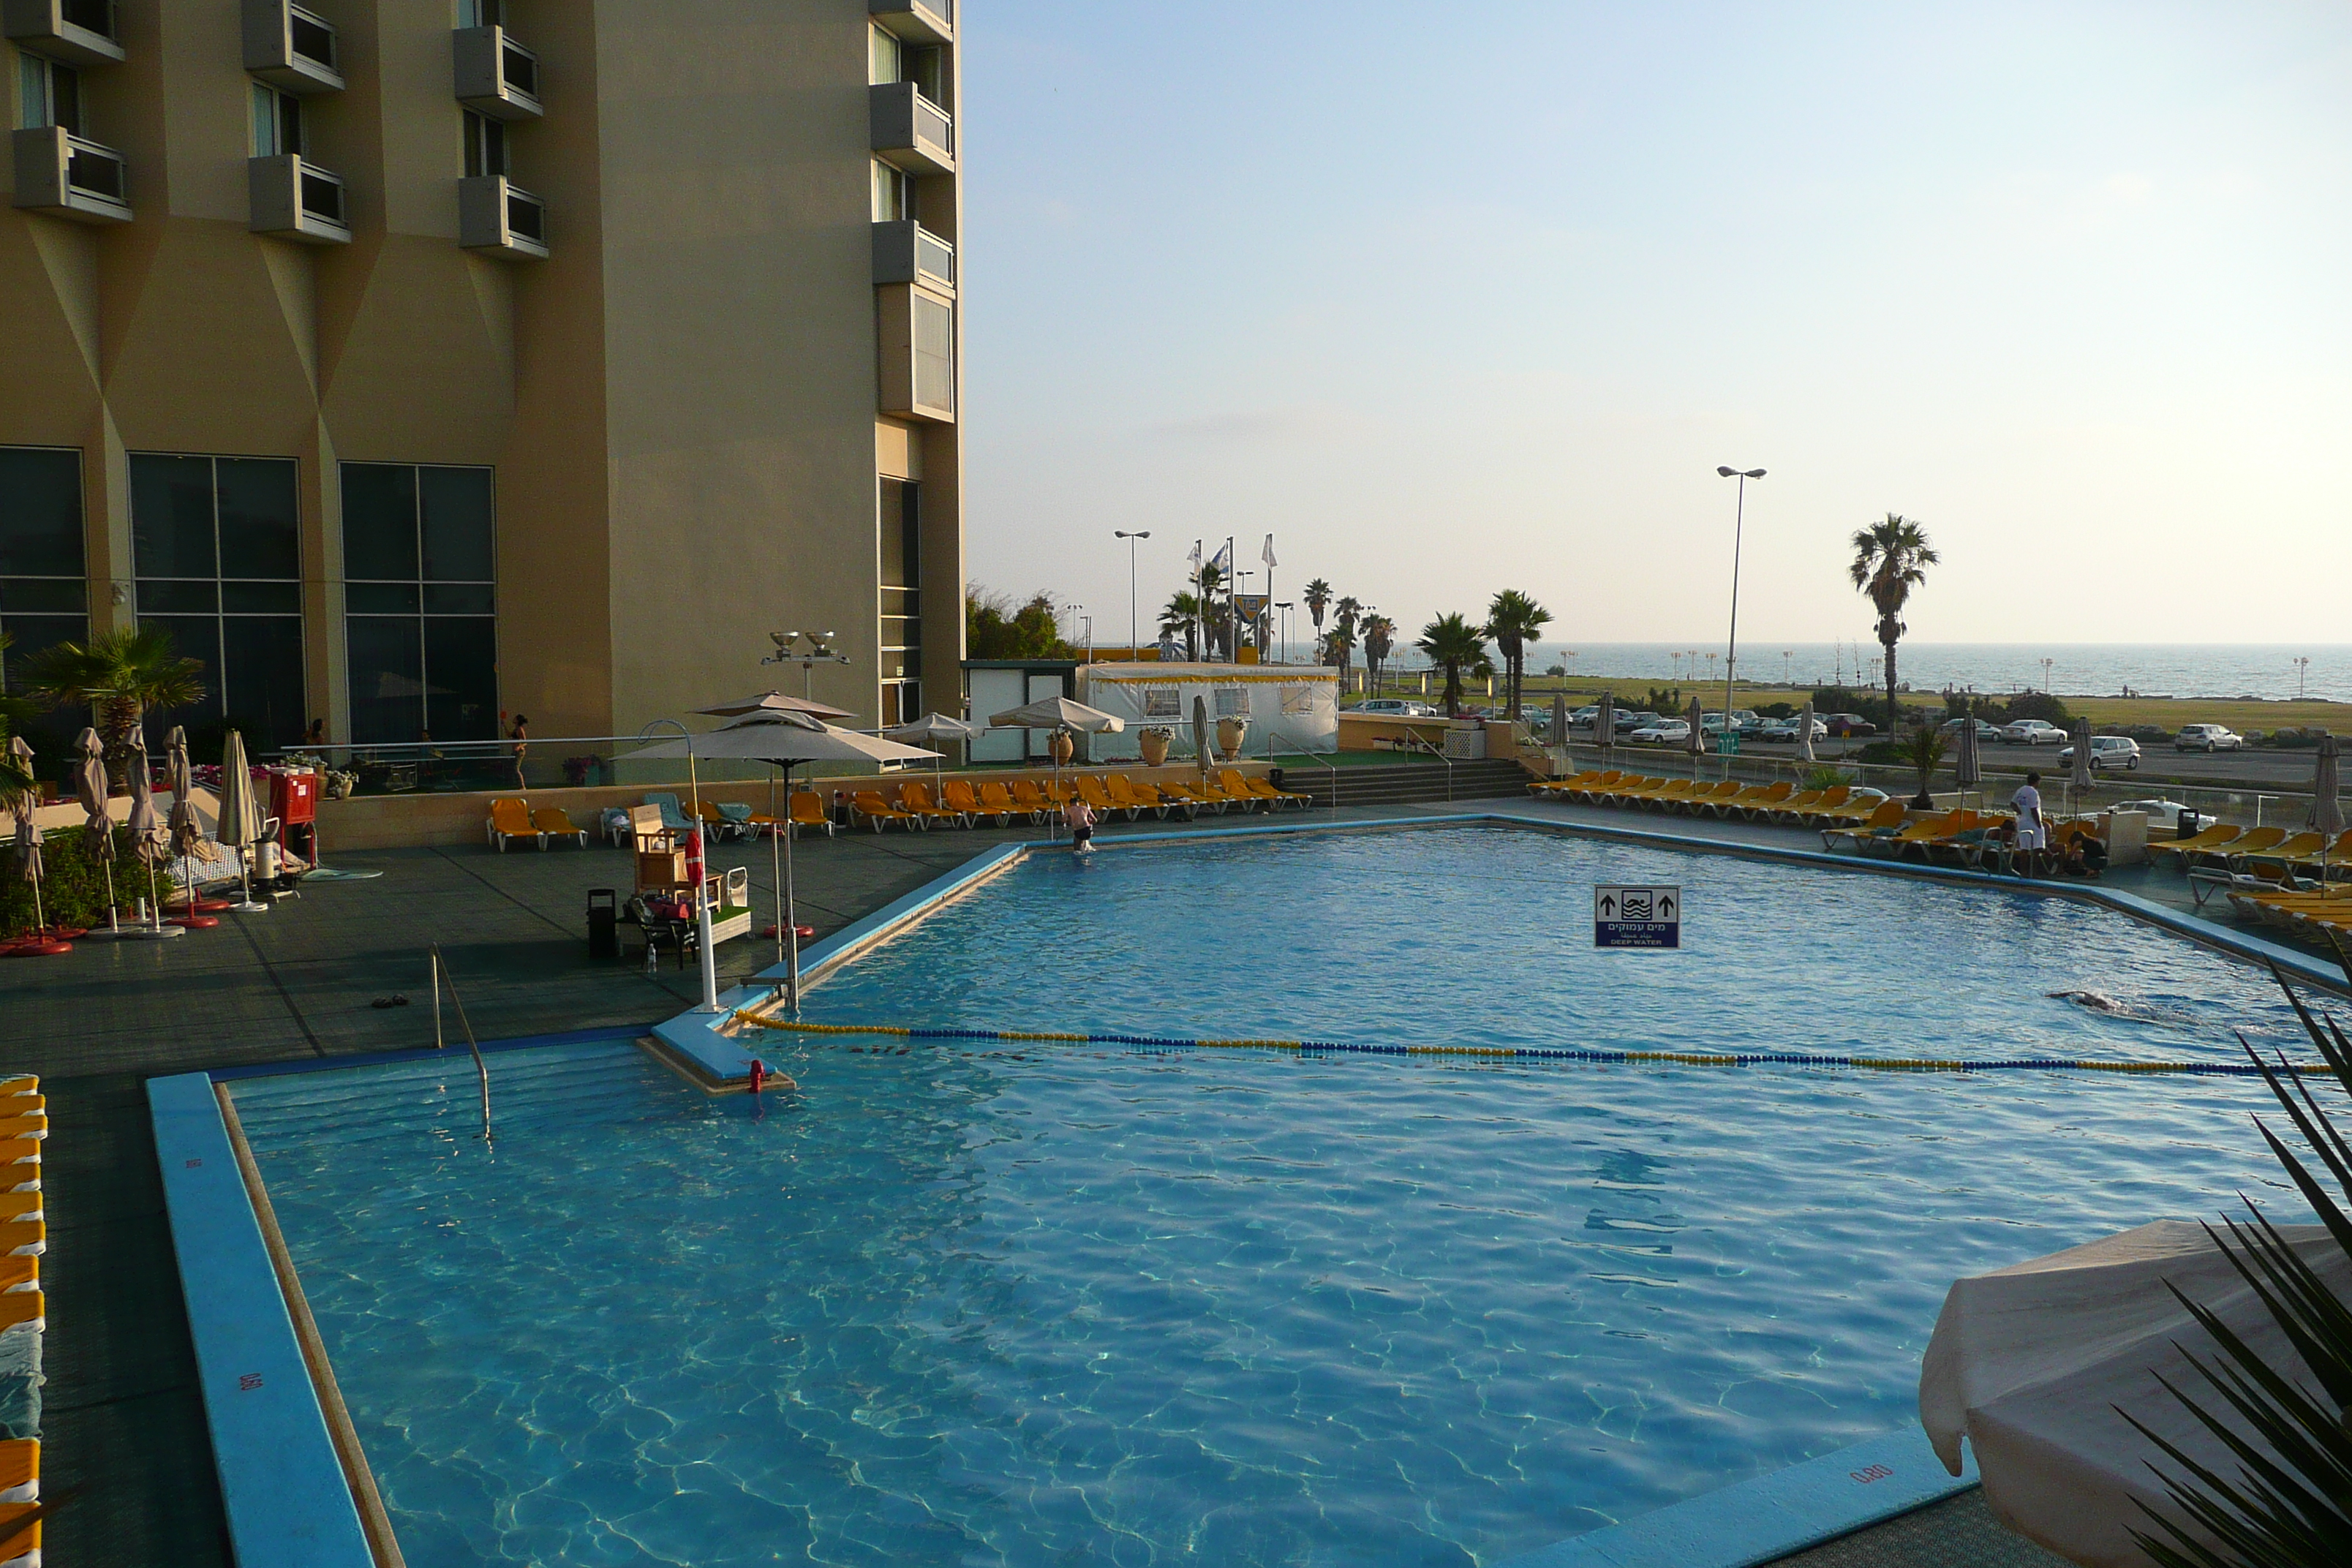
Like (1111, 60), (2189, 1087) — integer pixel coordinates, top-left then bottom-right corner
(463, 110), (507, 178)
(252, 83), (303, 157)
(18, 54), (82, 133)
(0, 447), (91, 727)
(129, 453), (307, 746)
(342, 463), (497, 744)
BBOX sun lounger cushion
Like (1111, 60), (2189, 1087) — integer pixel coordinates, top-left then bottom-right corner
(0, 1439), (32, 1507)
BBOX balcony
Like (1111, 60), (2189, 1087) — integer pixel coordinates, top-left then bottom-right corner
(869, 80), (953, 177)
(244, 0), (343, 94)
(249, 153), (350, 244)
(453, 25), (541, 120)
(868, 0), (951, 45)
(3, 0), (124, 66)
(877, 283), (954, 423)
(872, 219), (953, 294)
(12, 125), (130, 223)
(458, 176), (547, 260)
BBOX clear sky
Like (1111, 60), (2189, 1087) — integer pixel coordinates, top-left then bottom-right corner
(955, 1), (2352, 649)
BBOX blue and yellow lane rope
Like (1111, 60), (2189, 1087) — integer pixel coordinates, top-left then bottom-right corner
(731, 1014), (2316, 1078)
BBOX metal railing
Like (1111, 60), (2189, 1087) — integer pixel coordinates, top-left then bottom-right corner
(914, 226), (954, 287)
(913, 94), (952, 154)
(429, 945), (492, 1143)
(65, 134), (126, 201)
(289, 4), (337, 70)
(298, 160), (345, 222)
(1265, 731), (1337, 812)
(505, 184), (545, 242)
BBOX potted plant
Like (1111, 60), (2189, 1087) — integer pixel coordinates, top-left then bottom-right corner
(1139, 727), (1172, 767)
(1898, 724), (1948, 809)
(1048, 728), (1075, 766)
(1216, 716), (1246, 761)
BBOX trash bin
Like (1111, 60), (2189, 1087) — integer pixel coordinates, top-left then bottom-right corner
(2177, 808), (2200, 843)
(587, 888), (619, 960)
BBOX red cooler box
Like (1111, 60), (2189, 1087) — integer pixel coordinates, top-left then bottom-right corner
(270, 769), (318, 824)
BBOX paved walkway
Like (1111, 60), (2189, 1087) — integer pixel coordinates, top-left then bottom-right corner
(9, 797), (2200, 1567)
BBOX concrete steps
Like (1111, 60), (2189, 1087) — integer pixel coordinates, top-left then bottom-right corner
(1271, 758), (1531, 810)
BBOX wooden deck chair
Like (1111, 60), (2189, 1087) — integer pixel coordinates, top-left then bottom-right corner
(978, 782), (1027, 824)
(531, 806), (589, 848)
(787, 791), (834, 837)
(486, 796), (540, 851)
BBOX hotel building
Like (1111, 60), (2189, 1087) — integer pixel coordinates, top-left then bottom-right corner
(2, 0), (964, 753)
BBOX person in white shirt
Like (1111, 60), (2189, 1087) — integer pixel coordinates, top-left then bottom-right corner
(2011, 770), (2045, 872)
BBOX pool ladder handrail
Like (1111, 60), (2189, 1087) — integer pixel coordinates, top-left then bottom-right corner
(1263, 728), (1335, 812)
(429, 944), (493, 1143)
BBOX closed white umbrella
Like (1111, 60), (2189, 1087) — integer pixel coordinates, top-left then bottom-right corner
(123, 730), (181, 941)
(1595, 692), (1616, 752)
(7, 807), (69, 958)
(1684, 696), (1705, 778)
(2311, 731), (2342, 887)
(2068, 718), (2095, 813)
(1550, 693), (1569, 766)
(1953, 714), (1982, 800)
(1797, 701), (1818, 764)
(1921, 1218), (2348, 1568)
(629, 712), (936, 1012)
(216, 729), (267, 913)
(1190, 695), (1213, 791)
(72, 727), (122, 940)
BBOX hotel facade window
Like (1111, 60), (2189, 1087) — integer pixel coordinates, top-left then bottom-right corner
(129, 453), (306, 745)
(340, 462), (497, 744)
(0, 447), (91, 715)
(879, 478), (921, 725)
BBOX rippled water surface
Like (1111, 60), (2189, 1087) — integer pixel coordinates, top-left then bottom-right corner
(235, 826), (2323, 1567)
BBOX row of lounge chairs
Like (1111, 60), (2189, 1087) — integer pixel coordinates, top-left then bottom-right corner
(2150, 824), (2352, 879)
(1, 1076), (45, 1568)
(841, 769), (1310, 833)
(1529, 772), (1894, 828)
(2219, 885), (2352, 943)
(486, 797), (592, 851)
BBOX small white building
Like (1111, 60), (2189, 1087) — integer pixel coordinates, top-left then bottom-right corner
(1078, 663), (1339, 761)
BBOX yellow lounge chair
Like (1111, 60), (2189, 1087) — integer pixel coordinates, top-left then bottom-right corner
(1559, 770), (1621, 804)
(1814, 791), (1895, 826)
(1220, 768), (1307, 812)
(1632, 780), (1707, 810)
(1107, 775), (1168, 819)
(2284, 829), (2352, 877)
(1595, 774), (1666, 802)
(851, 791), (919, 832)
(693, 797), (752, 843)
(1153, 778), (1219, 815)
(530, 806), (588, 847)
(1822, 799), (1909, 850)
(1673, 781), (1742, 814)
(1009, 780), (1055, 820)
(2241, 832), (2326, 872)
(1877, 808), (1972, 859)
(1716, 781), (1795, 820)
(2151, 823), (2244, 865)
(1076, 775), (1126, 820)
(486, 796), (540, 851)
(1779, 786), (1854, 826)
(942, 779), (994, 823)
(979, 781), (1030, 824)
(2215, 826), (2290, 870)
(1531, 769), (1605, 798)
(787, 791), (834, 837)
(895, 780), (968, 829)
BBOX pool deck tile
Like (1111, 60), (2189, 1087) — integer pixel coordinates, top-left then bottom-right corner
(147, 1073), (372, 1568)
(1499, 1431), (1978, 1568)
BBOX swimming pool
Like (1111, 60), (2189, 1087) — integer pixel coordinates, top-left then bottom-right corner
(233, 825), (2316, 1567)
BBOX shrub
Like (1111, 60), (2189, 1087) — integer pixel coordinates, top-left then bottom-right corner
(0, 822), (155, 939)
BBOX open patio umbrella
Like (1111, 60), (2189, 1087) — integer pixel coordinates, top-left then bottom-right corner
(72, 727), (122, 940)
(696, 690), (857, 721)
(1684, 696), (1705, 779)
(629, 712), (935, 1013)
(123, 730), (181, 941)
(882, 712), (979, 745)
(1921, 1218), (2349, 1568)
(215, 729), (266, 913)
(993, 697), (1123, 838)
(2067, 719), (2095, 815)
(1796, 701), (1817, 764)
(1953, 714), (1982, 804)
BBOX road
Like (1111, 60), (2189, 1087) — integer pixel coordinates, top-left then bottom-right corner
(1801, 740), (2325, 790)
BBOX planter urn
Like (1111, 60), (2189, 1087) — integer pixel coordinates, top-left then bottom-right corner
(1139, 730), (1170, 767)
(1216, 718), (1246, 761)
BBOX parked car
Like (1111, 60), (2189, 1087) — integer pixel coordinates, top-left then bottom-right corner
(1823, 714), (1877, 737)
(2001, 719), (2065, 745)
(2174, 724), (2245, 753)
(1629, 720), (1691, 744)
(1939, 718), (2003, 742)
(1755, 717), (1828, 743)
(1352, 698), (1440, 717)
(2057, 736), (2141, 770)
(2114, 798), (2214, 832)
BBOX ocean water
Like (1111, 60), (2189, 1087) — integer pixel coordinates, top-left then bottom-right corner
(234, 827), (2326, 1567)
(1516, 644), (2351, 702)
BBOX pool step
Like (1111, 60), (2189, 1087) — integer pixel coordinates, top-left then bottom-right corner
(1272, 758), (1531, 811)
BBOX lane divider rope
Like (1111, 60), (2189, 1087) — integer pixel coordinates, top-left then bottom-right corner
(731, 1015), (2318, 1077)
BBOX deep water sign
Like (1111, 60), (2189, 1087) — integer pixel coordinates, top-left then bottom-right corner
(1595, 885), (1681, 949)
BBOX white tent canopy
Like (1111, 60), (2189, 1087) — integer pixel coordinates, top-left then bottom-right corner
(1078, 663), (1337, 761)
(1920, 1218), (2349, 1568)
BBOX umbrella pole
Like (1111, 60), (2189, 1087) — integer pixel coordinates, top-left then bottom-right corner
(770, 764), (785, 971)
(785, 766), (801, 1016)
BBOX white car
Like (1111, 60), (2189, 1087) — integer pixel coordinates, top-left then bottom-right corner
(1352, 698), (1439, 717)
(2002, 719), (2065, 745)
(1629, 720), (1691, 744)
(2114, 798), (2214, 832)
(2057, 736), (2141, 770)
(2174, 724), (2245, 753)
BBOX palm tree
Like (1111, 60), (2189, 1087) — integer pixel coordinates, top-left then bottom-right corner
(19, 625), (207, 787)
(1416, 614), (1492, 716)
(1361, 615), (1395, 695)
(1848, 515), (1939, 734)
(1483, 590), (1552, 724)
(1302, 579), (1333, 662)
(1158, 593), (1205, 660)
(1328, 596), (1363, 688)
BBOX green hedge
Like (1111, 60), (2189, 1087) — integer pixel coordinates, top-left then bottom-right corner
(0, 823), (162, 939)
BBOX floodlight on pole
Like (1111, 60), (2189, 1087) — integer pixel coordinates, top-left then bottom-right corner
(1115, 530), (1150, 655)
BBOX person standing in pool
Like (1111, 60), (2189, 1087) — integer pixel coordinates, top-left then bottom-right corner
(1064, 794), (1096, 856)
(2011, 769), (2045, 875)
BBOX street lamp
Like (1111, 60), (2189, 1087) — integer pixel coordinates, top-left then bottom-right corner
(1715, 467), (1765, 763)
(1080, 614), (1094, 663)
(2040, 657), (2054, 693)
(1276, 601), (1293, 664)
(1114, 530), (1150, 655)
(2295, 656), (2310, 700)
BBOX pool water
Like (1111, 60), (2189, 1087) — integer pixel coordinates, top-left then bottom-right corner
(234, 826), (2321, 1567)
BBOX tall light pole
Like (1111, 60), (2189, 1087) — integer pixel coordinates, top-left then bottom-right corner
(1276, 601), (1293, 664)
(1115, 530), (1150, 655)
(2295, 655), (2310, 700)
(1714, 466), (1765, 766)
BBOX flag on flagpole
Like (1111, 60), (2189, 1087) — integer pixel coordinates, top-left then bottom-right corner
(1188, 540), (1202, 573)
(1262, 535), (1276, 570)
(1209, 540), (1232, 571)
